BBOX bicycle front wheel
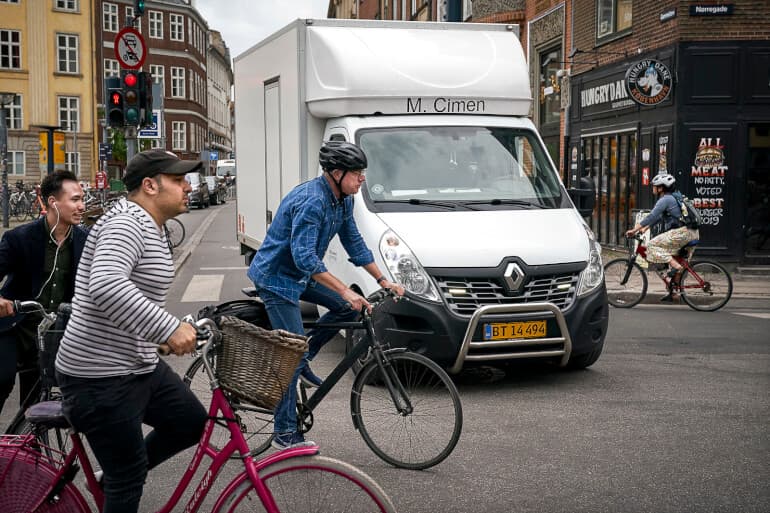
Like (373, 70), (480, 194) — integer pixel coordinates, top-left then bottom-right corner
(165, 217), (186, 248)
(604, 258), (648, 308)
(183, 355), (275, 457)
(351, 351), (462, 470)
(214, 455), (395, 513)
(680, 261), (733, 311)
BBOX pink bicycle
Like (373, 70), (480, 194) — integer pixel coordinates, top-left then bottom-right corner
(0, 316), (395, 513)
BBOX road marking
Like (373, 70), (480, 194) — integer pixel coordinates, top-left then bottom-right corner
(734, 312), (770, 319)
(199, 266), (248, 271)
(181, 274), (224, 302)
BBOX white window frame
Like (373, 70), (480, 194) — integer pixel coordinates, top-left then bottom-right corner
(190, 122), (196, 152)
(65, 152), (80, 176)
(125, 7), (140, 33)
(104, 58), (119, 78)
(56, 33), (79, 74)
(149, 11), (163, 39)
(55, 0), (78, 11)
(0, 29), (21, 70)
(150, 64), (165, 96)
(597, 0), (632, 40)
(103, 2), (118, 32)
(7, 151), (25, 176)
(0, 0), (21, 4)
(7, 94), (22, 129)
(172, 121), (186, 151)
(57, 96), (80, 132)
(171, 67), (185, 98)
(170, 13), (184, 41)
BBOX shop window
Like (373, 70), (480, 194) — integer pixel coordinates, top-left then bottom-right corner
(539, 47), (562, 128)
(597, 0), (632, 41)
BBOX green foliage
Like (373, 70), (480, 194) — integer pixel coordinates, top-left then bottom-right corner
(109, 129), (127, 164)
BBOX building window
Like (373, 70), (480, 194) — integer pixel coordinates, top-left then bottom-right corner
(597, 0), (632, 40)
(171, 67), (185, 98)
(7, 94), (22, 129)
(56, 34), (79, 74)
(103, 2), (118, 32)
(125, 7), (140, 32)
(58, 96), (79, 132)
(0, 0), (20, 3)
(7, 151), (24, 176)
(172, 121), (186, 150)
(170, 14), (184, 41)
(539, 46), (562, 128)
(55, 0), (78, 11)
(0, 30), (21, 69)
(104, 58), (119, 77)
(149, 11), (163, 39)
(65, 152), (80, 176)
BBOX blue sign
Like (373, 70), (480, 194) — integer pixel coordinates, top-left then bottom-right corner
(209, 151), (218, 161)
(137, 110), (161, 139)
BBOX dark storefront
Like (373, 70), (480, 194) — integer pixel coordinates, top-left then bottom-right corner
(567, 42), (770, 265)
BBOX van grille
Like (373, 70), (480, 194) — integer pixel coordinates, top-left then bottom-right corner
(433, 272), (580, 316)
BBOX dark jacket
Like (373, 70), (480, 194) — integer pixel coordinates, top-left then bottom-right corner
(0, 217), (88, 332)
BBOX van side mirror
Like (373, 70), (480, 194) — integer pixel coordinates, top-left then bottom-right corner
(568, 177), (596, 217)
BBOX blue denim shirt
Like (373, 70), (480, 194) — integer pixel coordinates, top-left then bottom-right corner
(641, 193), (682, 231)
(247, 176), (374, 303)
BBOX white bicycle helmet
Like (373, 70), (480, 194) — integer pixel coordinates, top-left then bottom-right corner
(651, 174), (676, 187)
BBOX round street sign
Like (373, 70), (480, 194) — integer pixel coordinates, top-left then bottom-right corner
(114, 27), (146, 70)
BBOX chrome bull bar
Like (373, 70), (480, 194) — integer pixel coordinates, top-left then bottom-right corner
(448, 302), (572, 374)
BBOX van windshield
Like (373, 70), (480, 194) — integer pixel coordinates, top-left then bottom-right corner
(358, 127), (565, 210)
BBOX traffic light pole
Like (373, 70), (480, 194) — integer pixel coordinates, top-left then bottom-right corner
(126, 126), (137, 162)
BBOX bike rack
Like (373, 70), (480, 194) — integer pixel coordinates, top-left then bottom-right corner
(448, 302), (572, 374)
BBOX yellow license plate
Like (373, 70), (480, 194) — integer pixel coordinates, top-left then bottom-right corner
(483, 321), (547, 341)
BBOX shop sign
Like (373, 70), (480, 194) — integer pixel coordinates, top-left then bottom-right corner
(690, 137), (727, 226)
(624, 59), (672, 106)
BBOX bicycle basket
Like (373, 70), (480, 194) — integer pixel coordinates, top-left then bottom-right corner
(216, 316), (307, 410)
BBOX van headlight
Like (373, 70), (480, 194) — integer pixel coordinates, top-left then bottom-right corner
(578, 227), (603, 296)
(379, 230), (441, 302)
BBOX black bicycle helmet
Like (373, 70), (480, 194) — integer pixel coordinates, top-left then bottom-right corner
(319, 141), (368, 172)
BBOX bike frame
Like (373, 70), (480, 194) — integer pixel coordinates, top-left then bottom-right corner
(8, 329), (321, 513)
(626, 236), (707, 292)
(298, 297), (413, 417)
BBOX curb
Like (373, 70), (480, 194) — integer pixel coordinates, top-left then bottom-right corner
(173, 207), (221, 273)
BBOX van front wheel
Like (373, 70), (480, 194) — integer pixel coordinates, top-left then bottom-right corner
(565, 339), (604, 370)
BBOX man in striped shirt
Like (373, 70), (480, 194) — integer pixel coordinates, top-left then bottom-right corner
(55, 150), (207, 513)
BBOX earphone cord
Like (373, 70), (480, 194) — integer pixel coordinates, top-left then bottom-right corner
(35, 205), (71, 302)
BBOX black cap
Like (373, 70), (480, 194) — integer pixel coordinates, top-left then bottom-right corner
(123, 149), (203, 191)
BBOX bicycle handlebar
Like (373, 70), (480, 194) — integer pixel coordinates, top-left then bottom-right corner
(157, 318), (217, 356)
(360, 287), (408, 315)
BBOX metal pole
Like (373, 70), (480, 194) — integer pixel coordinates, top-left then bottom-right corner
(47, 128), (55, 176)
(126, 126), (137, 162)
(0, 106), (9, 228)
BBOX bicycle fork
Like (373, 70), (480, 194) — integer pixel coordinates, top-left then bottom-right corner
(366, 316), (413, 416)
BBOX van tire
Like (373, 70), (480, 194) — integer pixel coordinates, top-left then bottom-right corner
(565, 340), (604, 370)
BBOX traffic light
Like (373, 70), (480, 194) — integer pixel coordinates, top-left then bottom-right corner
(138, 71), (153, 127)
(121, 70), (141, 126)
(134, 0), (145, 16)
(105, 76), (124, 128)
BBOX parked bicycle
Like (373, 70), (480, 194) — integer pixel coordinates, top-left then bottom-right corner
(3, 301), (72, 457)
(0, 316), (396, 513)
(185, 288), (463, 470)
(604, 234), (733, 311)
(163, 216), (185, 251)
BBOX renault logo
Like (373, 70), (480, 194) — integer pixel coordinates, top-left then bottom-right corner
(503, 263), (525, 292)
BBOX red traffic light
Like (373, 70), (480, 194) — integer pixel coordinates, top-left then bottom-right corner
(124, 73), (138, 87)
(111, 92), (122, 105)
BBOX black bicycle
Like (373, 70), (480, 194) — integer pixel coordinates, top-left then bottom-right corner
(184, 289), (463, 470)
(3, 301), (72, 456)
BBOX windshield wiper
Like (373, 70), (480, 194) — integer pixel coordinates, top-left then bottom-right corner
(373, 199), (459, 210)
(458, 199), (548, 209)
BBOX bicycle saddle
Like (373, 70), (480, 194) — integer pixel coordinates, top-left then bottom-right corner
(25, 400), (70, 429)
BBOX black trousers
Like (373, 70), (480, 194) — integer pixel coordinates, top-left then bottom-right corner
(57, 359), (207, 513)
(0, 327), (40, 419)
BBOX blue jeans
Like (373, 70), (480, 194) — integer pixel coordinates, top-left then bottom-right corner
(258, 281), (359, 435)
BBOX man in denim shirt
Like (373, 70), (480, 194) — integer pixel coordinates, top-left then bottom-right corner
(247, 141), (404, 449)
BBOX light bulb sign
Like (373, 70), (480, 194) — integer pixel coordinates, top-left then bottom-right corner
(114, 27), (146, 70)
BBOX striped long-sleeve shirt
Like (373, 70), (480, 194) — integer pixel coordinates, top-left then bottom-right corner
(55, 198), (180, 378)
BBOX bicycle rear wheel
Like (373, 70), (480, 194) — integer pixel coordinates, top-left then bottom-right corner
(351, 351), (462, 470)
(183, 355), (275, 457)
(214, 455), (395, 513)
(0, 440), (89, 512)
(680, 261), (733, 311)
(165, 217), (186, 248)
(604, 258), (648, 308)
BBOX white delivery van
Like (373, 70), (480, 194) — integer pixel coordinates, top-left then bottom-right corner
(234, 19), (607, 372)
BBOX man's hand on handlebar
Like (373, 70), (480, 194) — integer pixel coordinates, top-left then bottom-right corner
(342, 287), (372, 313)
(0, 298), (15, 318)
(379, 279), (405, 297)
(164, 321), (198, 356)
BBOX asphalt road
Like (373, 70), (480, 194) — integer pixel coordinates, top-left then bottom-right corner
(2, 201), (768, 512)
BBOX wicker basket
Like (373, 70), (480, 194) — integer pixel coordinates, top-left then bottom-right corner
(216, 316), (308, 410)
